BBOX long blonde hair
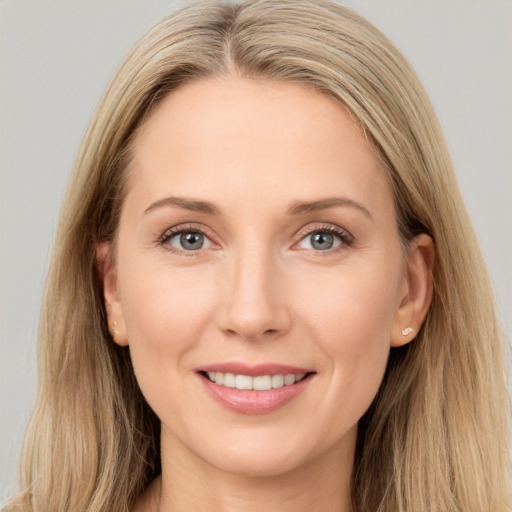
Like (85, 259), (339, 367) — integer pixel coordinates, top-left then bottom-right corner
(7, 1), (510, 511)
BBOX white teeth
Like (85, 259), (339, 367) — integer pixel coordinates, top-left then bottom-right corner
(205, 371), (308, 390)
(253, 375), (272, 391)
(284, 374), (296, 386)
(271, 374), (284, 388)
(235, 374), (253, 390)
(223, 373), (236, 388)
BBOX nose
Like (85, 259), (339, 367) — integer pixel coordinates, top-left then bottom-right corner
(216, 246), (291, 341)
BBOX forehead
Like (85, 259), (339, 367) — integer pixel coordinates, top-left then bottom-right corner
(125, 76), (393, 218)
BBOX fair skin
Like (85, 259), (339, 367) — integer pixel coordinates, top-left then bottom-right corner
(98, 77), (433, 512)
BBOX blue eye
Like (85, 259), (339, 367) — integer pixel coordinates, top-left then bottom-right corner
(298, 232), (340, 251)
(296, 227), (352, 251)
(310, 232), (337, 250)
(166, 230), (213, 251)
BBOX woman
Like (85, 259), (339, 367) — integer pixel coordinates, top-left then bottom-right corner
(5, 0), (510, 511)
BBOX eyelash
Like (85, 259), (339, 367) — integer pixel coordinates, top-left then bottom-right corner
(158, 223), (354, 255)
(158, 224), (215, 256)
(294, 224), (354, 253)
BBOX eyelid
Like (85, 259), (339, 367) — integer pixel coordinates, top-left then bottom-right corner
(158, 223), (219, 254)
(292, 223), (354, 251)
(156, 222), (354, 255)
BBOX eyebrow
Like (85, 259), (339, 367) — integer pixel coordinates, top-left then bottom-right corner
(287, 197), (372, 219)
(143, 195), (372, 219)
(144, 196), (221, 216)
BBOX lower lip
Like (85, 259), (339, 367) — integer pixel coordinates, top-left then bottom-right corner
(199, 374), (312, 414)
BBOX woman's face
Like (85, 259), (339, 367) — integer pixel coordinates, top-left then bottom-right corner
(102, 77), (430, 477)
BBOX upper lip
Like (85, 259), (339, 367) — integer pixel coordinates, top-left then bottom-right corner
(198, 362), (314, 377)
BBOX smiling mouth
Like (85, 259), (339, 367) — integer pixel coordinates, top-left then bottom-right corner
(200, 371), (313, 391)
(198, 367), (316, 414)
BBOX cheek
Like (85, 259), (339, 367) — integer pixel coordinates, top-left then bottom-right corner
(118, 263), (217, 379)
(293, 260), (401, 411)
(310, 290), (393, 384)
(297, 259), (400, 348)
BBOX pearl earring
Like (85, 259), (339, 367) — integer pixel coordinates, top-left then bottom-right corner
(401, 327), (414, 336)
(109, 321), (118, 338)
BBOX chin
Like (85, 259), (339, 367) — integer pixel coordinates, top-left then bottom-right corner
(208, 450), (308, 478)
(191, 430), (327, 478)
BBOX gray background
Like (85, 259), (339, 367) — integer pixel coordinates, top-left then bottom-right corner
(1, 0), (511, 500)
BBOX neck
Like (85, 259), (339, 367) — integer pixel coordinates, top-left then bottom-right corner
(135, 428), (355, 512)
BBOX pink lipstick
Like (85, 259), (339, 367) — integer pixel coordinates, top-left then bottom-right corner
(197, 363), (315, 414)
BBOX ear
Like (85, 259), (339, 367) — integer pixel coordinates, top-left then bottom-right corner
(390, 234), (434, 347)
(96, 243), (129, 347)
